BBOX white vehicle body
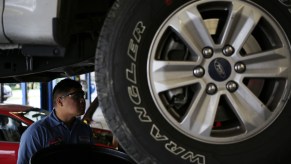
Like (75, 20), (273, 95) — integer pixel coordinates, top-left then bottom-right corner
(0, 0), (59, 46)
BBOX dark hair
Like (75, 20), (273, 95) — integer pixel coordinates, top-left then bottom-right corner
(52, 78), (82, 106)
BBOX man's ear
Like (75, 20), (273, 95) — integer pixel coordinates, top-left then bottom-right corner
(57, 97), (63, 107)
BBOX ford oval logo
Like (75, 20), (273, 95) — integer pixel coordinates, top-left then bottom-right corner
(208, 58), (231, 81)
(214, 59), (226, 78)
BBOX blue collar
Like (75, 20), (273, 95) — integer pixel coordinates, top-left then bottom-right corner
(47, 109), (62, 128)
(47, 109), (80, 130)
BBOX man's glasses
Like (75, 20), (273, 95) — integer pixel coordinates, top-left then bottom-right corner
(60, 91), (85, 100)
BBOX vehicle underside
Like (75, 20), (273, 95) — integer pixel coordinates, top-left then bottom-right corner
(0, 0), (114, 82)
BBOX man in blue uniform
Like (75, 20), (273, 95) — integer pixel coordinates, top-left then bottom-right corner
(17, 78), (93, 164)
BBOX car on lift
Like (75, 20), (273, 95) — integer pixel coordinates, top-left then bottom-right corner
(0, 104), (116, 164)
(1, 0), (291, 163)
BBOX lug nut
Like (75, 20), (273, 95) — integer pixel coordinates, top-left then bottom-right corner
(206, 83), (217, 95)
(234, 62), (246, 73)
(193, 66), (205, 78)
(202, 47), (213, 58)
(226, 81), (238, 92)
(222, 45), (235, 56)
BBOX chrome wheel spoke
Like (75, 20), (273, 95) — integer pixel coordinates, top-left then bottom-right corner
(151, 60), (201, 92)
(168, 5), (214, 54)
(221, 2), (261, 50)
(181, 92), (220, 137)
(227, 85), (272, 132)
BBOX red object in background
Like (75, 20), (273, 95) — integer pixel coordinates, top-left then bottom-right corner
(0, 104), (39, 164)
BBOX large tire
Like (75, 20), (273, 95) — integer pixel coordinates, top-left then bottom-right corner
(95, 0), (291, 163)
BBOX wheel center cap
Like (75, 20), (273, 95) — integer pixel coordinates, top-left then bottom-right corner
(208, 58), (231, 81)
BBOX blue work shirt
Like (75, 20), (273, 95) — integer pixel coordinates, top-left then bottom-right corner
(17, 109), (93, 164)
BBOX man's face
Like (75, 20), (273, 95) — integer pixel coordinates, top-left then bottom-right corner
(59, 88), (86, 116)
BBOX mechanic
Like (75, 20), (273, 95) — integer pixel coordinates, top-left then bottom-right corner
(17, 78), (93, 164)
